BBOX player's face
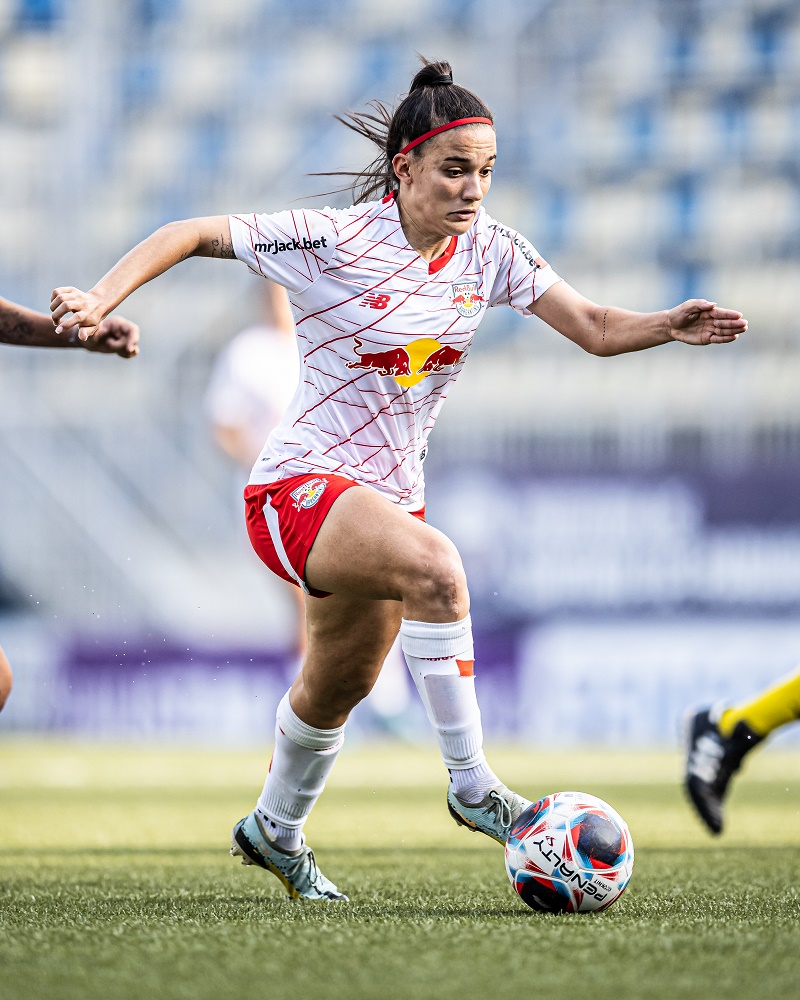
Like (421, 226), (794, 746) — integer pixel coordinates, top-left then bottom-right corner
(395, 125), (496, 241)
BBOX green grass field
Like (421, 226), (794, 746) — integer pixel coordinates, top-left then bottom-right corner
(1, 741), (799, 1000)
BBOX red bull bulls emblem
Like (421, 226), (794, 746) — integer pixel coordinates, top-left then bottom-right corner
(451, 282), (484, 319)
(346, 337), (465, 388)
(290, 477), (327, 510)
(418, 345), (464, 373)
(346, 338), (411, 376)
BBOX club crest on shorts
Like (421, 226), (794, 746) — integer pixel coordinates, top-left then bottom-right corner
(290, 477), (327, 510)
(451, 282), (484, 318)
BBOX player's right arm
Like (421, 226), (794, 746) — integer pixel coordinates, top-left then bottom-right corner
(50, 216), (234, 342)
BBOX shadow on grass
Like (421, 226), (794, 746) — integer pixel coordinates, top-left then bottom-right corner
(1, 843), (789, 861)
(1, 844), (497, 859)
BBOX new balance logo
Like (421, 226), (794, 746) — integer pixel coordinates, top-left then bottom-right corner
(359, 292), (392, 309)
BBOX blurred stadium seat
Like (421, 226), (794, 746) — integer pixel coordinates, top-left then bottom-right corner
(1, 0), (800, 739)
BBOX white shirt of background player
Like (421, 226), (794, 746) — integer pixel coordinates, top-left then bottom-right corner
(205, 282), (298, 468)
(205, 280), (410, 719)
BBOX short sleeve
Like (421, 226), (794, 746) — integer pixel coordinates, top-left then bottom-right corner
(485, 216), (562, 316)
(228, 209), (339, 294)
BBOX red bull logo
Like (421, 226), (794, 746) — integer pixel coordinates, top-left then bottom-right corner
(418, 345), (465, 373)
(290, 477), (327, 510)
(451, 282), (484, 319)
(346, 337), (464, 388)
(346, 338), (412, 376)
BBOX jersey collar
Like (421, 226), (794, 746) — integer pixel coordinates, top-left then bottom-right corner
(382, 190), (459, 276)
(428, 236), (458, 274)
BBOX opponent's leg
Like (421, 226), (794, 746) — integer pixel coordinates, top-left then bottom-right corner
(233, 594), (401, 900)
(305, 489), (529, 842)
(719, 668), (800, 738)
(684, 667), (800, 834)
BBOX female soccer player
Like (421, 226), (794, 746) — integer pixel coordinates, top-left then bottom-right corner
(50, 60), (747, 901)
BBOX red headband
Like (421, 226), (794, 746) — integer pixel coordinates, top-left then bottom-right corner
(399, 117), (494, 156)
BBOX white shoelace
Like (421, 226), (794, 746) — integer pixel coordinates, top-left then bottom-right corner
(487, 790), (513, 830)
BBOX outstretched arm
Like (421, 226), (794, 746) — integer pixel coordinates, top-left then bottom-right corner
(0, 296), (139, 357)
(530, 282), (747, 356)
(51, 215), (234, 342)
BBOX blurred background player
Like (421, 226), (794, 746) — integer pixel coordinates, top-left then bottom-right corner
(205, 281), (298, 470)
(205, 280), (306, 656)
(684, 667), (800, 834)
(0, 295), (139, 713)
(204, 280), (412, 719)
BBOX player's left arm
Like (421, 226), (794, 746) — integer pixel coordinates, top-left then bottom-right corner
(529, 281), (747, 356)
(0, 296), (139, 357)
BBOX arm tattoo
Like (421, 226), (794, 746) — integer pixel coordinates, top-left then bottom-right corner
(210, 234), (236, 259)
(0, 300), (68, 348)
(602, 308), (608, 342)
(0, 306), (36, 345)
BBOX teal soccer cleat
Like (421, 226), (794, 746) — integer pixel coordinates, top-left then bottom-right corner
(447, 784), (531, 845)
(231, 811), (348, 901)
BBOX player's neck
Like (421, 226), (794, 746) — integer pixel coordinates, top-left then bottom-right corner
(397, 199), (453, 264)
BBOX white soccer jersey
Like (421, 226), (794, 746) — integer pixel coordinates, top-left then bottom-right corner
(205, 324), (300, 464)
(229, 194), (561, 510)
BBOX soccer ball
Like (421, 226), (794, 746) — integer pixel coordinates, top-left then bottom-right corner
(505, 791), (634, 914)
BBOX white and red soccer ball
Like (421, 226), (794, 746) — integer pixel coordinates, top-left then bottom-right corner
(505, 791), (634, 914)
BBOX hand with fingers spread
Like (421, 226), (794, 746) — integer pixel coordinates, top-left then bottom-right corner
(667, 299), (748, 347)
(529, 283), (747, 356)
(50, 286), (106, 342)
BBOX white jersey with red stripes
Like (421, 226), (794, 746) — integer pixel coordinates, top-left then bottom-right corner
(228, 194), (561, 510)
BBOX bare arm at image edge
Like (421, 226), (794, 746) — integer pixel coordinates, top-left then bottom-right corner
(0, 296), (140, 357)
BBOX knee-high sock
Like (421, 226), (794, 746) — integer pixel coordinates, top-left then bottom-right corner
(256, 691), (345, 852)
(400, 615), (498, 803)
(719, 667), (800, 739)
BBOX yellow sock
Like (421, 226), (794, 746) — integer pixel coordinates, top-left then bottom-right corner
(718, 668), (800, 738)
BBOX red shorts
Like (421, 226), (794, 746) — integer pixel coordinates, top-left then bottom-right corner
(244, 474), (425, 598)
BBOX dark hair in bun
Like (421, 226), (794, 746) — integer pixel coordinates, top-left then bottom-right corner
(317, 57), (493, 204)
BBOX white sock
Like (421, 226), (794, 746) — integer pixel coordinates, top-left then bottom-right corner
(400, 615), (499, 804)
(256, 691), (345, 852)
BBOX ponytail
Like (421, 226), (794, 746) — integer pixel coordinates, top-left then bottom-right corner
(316, 58), (493, 204)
